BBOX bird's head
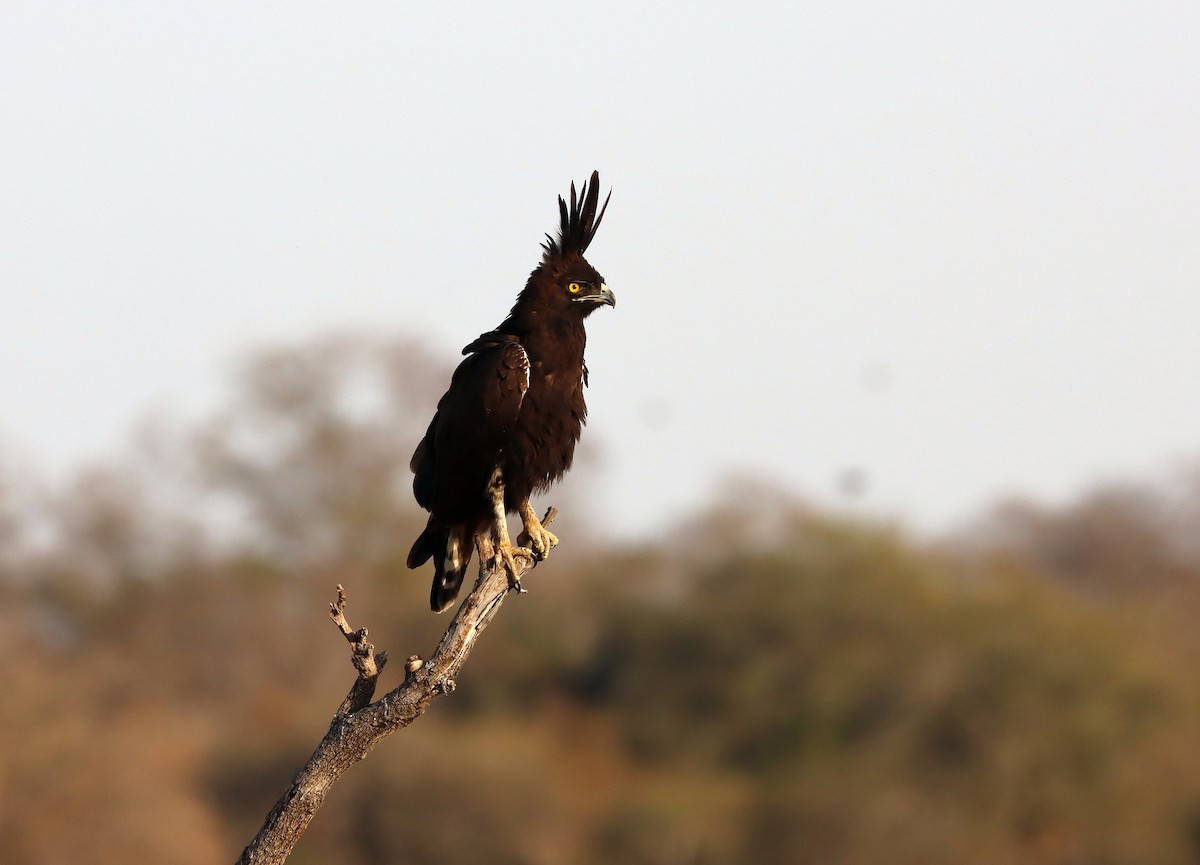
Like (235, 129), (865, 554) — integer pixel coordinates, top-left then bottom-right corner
(537, 251), (615, 317)
(513, 171), (615, 319)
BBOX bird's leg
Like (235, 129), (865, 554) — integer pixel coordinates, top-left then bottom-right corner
(486, 469), (531, 591)
(517, 500), (559, 561)
(474, 533), (495, 576)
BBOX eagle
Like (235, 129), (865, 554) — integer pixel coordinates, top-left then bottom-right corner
(407, 171), (614, 612)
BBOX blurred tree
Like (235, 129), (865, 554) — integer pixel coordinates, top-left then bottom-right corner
(195, 333), (447, 568)
(964, 467), (1200, 604)
(5, 334), (1200, 864)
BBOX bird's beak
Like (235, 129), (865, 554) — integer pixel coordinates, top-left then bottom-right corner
(573, 283), (616, 308)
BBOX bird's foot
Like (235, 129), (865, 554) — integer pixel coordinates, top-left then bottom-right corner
(517, 507), (559, 561)
(494, 541), (533, 592)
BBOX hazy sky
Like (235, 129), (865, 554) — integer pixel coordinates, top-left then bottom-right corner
(3, 2), (1198, 538)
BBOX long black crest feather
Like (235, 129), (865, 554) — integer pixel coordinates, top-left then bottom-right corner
(542, 170), (611, 261)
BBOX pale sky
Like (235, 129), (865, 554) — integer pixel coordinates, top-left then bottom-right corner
(2, 2), (1198, 539)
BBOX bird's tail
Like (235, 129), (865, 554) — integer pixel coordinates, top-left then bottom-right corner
(408, 520), (474, 613)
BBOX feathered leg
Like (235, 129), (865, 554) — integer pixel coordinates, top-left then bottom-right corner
(518, 500), (559, 560)
(487, 469), (531, 590)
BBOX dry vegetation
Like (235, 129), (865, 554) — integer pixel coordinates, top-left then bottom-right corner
(4, 334), (1200, 864)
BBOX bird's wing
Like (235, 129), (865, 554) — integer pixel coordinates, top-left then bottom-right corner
(410, 332), (529, 514)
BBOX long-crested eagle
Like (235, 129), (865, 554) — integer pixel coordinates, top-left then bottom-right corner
(407, 171), (614, 612)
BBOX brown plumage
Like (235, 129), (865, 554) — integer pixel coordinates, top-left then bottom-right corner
(407, 171), (614, 611)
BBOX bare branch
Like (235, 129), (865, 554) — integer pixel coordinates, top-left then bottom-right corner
(329, 583), (388, 717)
(236, 509), (557, 865)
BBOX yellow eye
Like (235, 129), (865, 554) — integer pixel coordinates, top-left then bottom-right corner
(567, 282), (582, 293)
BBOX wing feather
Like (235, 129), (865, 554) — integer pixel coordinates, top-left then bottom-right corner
(410, 333), (528, 520)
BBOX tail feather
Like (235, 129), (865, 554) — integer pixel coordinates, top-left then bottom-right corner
(409, 521), (474, 613)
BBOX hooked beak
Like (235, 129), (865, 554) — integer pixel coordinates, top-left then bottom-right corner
(572, 283), (616, 308)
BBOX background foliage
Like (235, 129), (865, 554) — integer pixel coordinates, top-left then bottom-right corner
(4, 335), (1200, 864)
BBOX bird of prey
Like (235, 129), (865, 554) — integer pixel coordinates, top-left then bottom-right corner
(407, 171), (615, 612)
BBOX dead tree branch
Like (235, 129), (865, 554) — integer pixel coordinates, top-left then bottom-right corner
(236, 508), (557, 865)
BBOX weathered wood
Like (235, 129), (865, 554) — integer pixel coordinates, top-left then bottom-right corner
(236, 509), (556, 865)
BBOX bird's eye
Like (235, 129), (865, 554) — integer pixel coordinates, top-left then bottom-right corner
(567, 282), (582, 294)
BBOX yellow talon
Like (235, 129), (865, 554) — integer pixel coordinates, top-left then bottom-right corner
(518, 501), (559, 561)
(494, 541), (532, 590)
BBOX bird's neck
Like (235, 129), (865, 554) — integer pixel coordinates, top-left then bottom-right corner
(502, 314), (586, 373)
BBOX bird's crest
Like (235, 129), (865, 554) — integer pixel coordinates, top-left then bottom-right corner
(541, 170), (611, 261)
